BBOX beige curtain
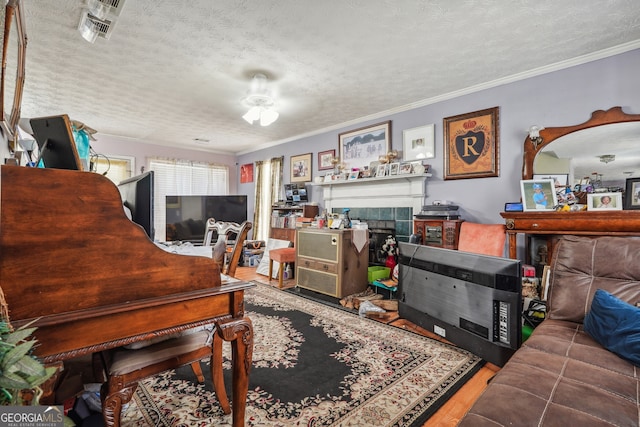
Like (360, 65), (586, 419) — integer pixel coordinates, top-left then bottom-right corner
(253, 156), (283, 241)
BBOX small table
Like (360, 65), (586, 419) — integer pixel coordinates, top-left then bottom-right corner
(268, 247), (296, 288)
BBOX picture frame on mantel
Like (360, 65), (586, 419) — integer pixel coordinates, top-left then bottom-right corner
(339, 121), (391, 171)
(443, 107), (499, 180)
(291, 153), (312, 183)
(402, 124), (435, 161)
(624, 177), (640, 210)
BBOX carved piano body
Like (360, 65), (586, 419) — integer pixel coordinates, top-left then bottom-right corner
(0, 166), (252, 426)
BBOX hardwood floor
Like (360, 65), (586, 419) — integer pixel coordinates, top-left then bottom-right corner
(234, 266), (498, 427)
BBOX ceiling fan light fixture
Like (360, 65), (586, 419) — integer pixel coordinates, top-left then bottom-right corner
(242, 106), (262, 124)
(242, 73), (279, 126)
(260, 108), (279, 126)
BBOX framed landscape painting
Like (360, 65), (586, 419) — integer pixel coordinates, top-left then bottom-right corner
(339, 121), (391, 171)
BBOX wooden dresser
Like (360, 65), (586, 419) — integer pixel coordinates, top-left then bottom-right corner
(501, 210), (640, 259)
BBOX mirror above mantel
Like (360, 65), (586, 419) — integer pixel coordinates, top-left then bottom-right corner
(0, 0), (27, 151)
(523, 107), (640, 188)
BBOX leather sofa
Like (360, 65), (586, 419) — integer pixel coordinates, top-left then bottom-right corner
(459, 235), (640, 426)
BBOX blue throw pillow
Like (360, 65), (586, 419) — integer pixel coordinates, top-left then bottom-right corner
(584, 289), (640, 367)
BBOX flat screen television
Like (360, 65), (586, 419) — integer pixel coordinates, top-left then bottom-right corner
(284, 183), (308, 204)
(118, 171), (155, 240)
(398, 242), (522, 367)
(165, 195), (248, 243)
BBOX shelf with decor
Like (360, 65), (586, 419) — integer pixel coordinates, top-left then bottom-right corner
(312, 173), (431, 187)
(270, 204), (319, 242)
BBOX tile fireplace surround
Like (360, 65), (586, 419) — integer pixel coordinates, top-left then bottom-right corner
(315, 174), (427, 242)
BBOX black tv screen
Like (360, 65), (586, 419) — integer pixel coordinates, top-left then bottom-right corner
(118, 171), (155, 240)
(398, 242), (522, 367)
(165, 195), (248, 242)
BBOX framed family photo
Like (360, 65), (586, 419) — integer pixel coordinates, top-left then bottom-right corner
(520, 179), (558, 211)
(318, 149), (335, 171)
(339, 121), (391, 171)
(588, 192), (623, 211)
(291, 153), (312, 183)
(402, 124), (435, 161)
(443, 107), (499, 180)
(624, 177), (640, 210)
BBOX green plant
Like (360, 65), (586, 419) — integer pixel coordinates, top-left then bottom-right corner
(0, 320), (56, 405)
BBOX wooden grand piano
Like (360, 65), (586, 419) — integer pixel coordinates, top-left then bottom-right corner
(0, 165), (253, 426)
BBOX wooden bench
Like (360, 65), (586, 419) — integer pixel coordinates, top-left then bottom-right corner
(268, 247), (296, 288)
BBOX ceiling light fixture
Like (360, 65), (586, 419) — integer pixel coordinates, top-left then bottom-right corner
(78, 0), (127, 43)
(242, 73), (279, 126)
(599, 154), (615, 164)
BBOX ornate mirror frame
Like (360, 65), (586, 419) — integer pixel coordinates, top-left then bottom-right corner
(522, 106), (640, 180)
(0, 0), (27, 151)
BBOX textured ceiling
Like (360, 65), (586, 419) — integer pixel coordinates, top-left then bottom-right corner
(17, 0), (640, 154)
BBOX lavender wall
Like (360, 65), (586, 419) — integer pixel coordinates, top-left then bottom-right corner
(90, 137), (239, 194)
(238, 49), (640, 224)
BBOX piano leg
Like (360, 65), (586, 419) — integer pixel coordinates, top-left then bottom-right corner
(216, 317), (254, 427)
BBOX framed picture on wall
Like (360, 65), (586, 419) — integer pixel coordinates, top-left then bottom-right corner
(240, 163), (254, 183)
(339, 121), (391, 171)
(318, 149), (336, 170)
(291, 153), (312, 183)
(402, 124), (435, 161)
(444, 107), (499, 180)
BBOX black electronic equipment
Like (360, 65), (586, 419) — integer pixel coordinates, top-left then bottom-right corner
(118, 171), (155, 240)
(30, 114), (83, 171)
(165, 195), (248, 242)
(398, 242), (522, 367)
(414, 204), (460, 219)
(284, 183), (308, 204)
(504, 202), (524, 212)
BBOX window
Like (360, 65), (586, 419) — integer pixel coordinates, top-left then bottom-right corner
(150, 158), (229, 241)
(91, 154), (135, 185)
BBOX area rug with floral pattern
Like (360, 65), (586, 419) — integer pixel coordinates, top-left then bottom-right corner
(121, 282), (484, 426)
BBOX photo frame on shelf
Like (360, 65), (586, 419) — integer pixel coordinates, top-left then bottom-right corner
(402, 124), (435, 161)
(443, 107), (499, 180)
(291, 153), (312, 183)
(318, 149), (336, 171)
(348, 171), (359, 180)
(587, 192), (623, 211)
(532, 173), (569, 188)
(624, 177), (640, 210)
(389, 162), (400, 175)
(520, 179), (558, 211)
(398, 162), (413, 175)
(376, 163), (388, 177)
(339, 121), (391, 171)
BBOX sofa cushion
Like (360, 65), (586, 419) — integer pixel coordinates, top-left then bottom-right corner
(547, 235), (640, 323)
(584, 289), (640, 367)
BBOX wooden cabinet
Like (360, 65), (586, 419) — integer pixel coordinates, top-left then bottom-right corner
(413, 219), (464, 250)
(295, 229), (368, 298)
(501, 211), (640, 260)
(270, 205), (319, 243)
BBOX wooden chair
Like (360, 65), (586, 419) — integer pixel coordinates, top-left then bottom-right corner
(98, 221), (252, 426)
(99, 325), (231, 427)
(457, 222), (506, 257)
(203, 219), (253, 277)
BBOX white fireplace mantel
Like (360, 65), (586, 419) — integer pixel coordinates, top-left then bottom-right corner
(313, 173), (430, 214)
